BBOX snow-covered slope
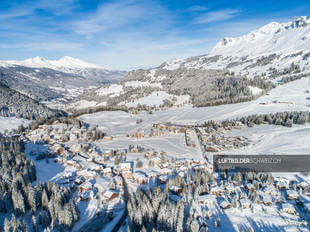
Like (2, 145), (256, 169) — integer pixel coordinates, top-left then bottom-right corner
(159, 16), (310, 78)
(211, 16), (310, 57)
(1, 56), (101, 71)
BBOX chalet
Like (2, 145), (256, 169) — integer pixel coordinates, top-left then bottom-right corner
(57, 147), (66, 155)
(240, 198), (251, 209)
(119, 162), (132, 171)
(144, 151), (153, 158)
(78, 181), (92, 192)
(79, 190), (93, 201)
(103, 190), (118, 201)
(276, 180), (289, 190)
(275, 195), (285, 203)
(122, 170), (133, 179)
(104, 150), (113, 156)
(169, 186), (182, 195)
(91, 165), (104, 172)
(245, 183), (255, 192)
(220, 201), (231, 209)
(150, 130), (165, 137)
(66, 160), (78, 167)
(104, 136), (113, 141)
(262, 194), (273, 206)
(205, 146), (218, 152)
(153, 123), (164, 129)
(101, 167), (112, 175)
(264, 185), (279, 196)
(70, 144), (82, 153)
(210, 186), (225, 196)
(133, 172), (148, 185)
(281, 203), (296, 215)
(130, 131), (145, 138)
(198, 194), (217, 206)
(54, 157), (62, 163)
(287, 190), (299, 200)
(77, 170), (97, 179)
(82, 143), (91, 151)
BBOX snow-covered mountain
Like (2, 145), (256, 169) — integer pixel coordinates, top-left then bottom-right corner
(160, 16), (310, 78)
(0, 56), (125, 77)
(0, 56), (126, 104)
(86, 16), (310, 110)
(3, 56), (101, 70)
(211, 16), (310, 57)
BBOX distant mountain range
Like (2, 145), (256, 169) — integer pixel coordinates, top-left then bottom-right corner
(0, 56), (126, 102)
(82, 16), (310, 109)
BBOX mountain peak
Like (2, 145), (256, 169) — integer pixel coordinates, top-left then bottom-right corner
(210, 16), (310, 57)
(1, 56), (103, 70)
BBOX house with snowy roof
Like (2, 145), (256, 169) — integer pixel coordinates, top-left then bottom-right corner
(103, 190), (118, 201)
(198, 194), (217, 206)
(220, 200), (231, 209)
(287, 190), (299, 200)
(78, 181), (92, 192)
(239, 198), (250, 209)
(281, 203), (296, 215)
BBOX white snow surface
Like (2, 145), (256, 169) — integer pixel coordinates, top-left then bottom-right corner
(210, 16), (310, 57)
(0, 56), (102, 69)
(0, 116), (29, 132)
(124, 91), (190, 107)
(124, 80), (162, 88)
(97, 84), (123, 97)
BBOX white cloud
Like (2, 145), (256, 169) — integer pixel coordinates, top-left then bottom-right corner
(194, 9), (240, 24)
(72, 0), (170, 37)
(185, 6), (208, 12)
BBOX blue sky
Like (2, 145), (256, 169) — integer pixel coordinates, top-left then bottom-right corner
(1, 0), (310, 70)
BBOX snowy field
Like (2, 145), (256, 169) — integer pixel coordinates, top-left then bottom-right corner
(124, 91), (190, 107)
(81, 76), (310, 132)
(0, 116), (29, 132)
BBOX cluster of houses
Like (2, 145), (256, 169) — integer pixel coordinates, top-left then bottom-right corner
(196, 124), (249, 152)
(27, 123), (103, 145)
(153, 123), (187, 134)
(129, 131), (145, 138)
(195, 175), (310, 222)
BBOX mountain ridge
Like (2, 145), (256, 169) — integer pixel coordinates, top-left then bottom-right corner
(1, 56), (101, 69)
(80, 16), (310, 110)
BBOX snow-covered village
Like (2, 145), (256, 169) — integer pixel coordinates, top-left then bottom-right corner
(1, 1), (310, 231)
